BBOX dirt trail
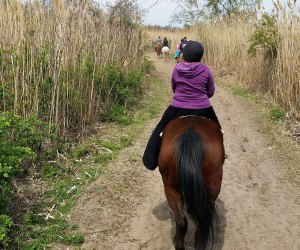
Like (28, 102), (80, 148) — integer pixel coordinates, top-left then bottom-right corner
(67, 54), (300, 250)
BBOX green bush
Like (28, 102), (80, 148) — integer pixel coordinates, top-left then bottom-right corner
(1, 114), (31, 211)
(0, 215), (13, 247)
(141, 56), (155, 74)
(248, 13), (279, 58)
(104, 63), (144, 107)
(124, 69), (143, 98)
(0, 112), (47, 222)
(105, 104), (131, 125)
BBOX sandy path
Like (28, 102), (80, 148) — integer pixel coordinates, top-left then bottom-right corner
(68, 54), (300, 250)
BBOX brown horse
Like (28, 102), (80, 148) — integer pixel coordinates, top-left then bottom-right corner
(155, 43), (162, 59)
(158, 116), (225, 250)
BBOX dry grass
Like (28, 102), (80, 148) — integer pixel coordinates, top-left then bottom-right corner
(190, 2), (300, 116)
(0, 0), (146, 134)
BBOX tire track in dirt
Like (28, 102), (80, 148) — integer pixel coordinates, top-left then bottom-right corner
(66, 53), (300, 250)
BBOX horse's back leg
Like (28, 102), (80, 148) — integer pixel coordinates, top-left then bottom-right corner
(164, 186), (187, 250)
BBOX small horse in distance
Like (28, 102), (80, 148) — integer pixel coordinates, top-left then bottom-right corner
(158, 116), (225, 250)
(161, 46), (170, 62)
(155, 43), (162, 59)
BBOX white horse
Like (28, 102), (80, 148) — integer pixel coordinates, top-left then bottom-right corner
(161, 46), (170, 62)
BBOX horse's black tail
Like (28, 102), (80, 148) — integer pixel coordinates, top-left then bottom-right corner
(175, 130), (216, 249)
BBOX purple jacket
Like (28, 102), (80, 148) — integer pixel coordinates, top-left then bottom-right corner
(171, 62), (215, 109)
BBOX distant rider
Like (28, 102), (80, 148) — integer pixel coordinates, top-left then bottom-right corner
(174, 37), (188, 62)
(156, 36), (162, 45)
(162, 37), (169, 47)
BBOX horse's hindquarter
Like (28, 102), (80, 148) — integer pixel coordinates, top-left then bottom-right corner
(155, 44), (162, 53)
(159, 116), (224, 200)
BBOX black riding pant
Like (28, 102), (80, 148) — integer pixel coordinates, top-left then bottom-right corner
(142, 105), (221, 170)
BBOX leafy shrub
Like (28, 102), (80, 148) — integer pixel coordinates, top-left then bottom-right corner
(61, 234), (84, 245)
(0, 112), (47, 213)
(39, 76), (53, 115)
(104, 63), (144, 107)
(141, 56), (155, 74)
(105, 104), (131, 125)
(0, 112), (47, 246)
(41, 163), (65, 179)
(0, 82), (14, 111)
(124, 69), (143, 96)
(0, 215), (13, 247)
(248, 13), (279, 58)
(105, 63), (124, 101)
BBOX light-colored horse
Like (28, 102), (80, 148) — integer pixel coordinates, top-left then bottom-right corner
(161, 46), (170, 62)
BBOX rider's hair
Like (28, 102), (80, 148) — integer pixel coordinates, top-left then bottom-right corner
(182, 41), (204, 62)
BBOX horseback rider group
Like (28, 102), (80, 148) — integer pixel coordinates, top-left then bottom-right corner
(156, 36), (168, 47)
(155, 36), (188, 62)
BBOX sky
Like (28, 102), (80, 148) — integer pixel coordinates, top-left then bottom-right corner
(97, 0), (275, 27)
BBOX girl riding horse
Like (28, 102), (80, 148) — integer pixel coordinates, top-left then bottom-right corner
(143, 41), (222, 170)
(155, 36), (163, 59)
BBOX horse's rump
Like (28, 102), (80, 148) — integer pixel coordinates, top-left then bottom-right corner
(159, 117), (224, 190)
(155, 43), (162, 49)
(161, 46), (169, 53)
(155, 43), (162, 52)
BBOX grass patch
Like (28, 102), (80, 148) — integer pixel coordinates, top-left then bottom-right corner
(71, 145), (93, 159)
(270, 106), (285, 122)
(105, 104), (132, 125)
(232, 85), (253, 98)
(217, 78), (264, 104)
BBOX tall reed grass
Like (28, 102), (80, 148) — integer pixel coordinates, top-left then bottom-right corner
(0, 0), (146, 135)
(192, 2), (300, 115)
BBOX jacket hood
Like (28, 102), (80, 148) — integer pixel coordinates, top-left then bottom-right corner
(175, 62), (205, 78)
